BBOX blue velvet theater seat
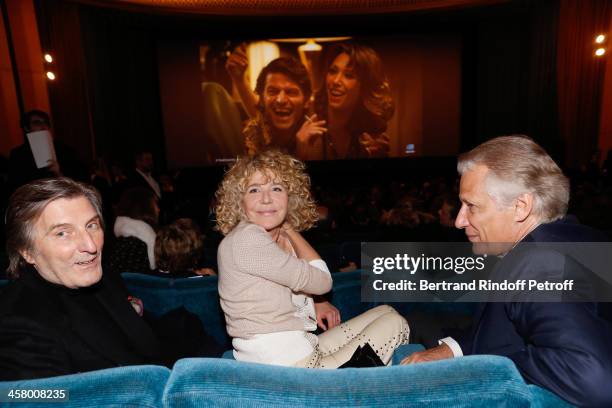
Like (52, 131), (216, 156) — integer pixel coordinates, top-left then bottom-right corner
(0, 268), (573, 407)
(122, 272), (230, 347)
(122, 270), (371, 349)
(324, 270), (372, 320)
(0, 365), (170, 408)
(0, 356), (571, 407)
(163, 356), (559, 408)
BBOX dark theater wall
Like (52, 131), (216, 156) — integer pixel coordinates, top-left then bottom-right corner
(35, 0), (167, 171)
(31, 0), (612, 172)
(36, 0), (96, 167)
(465, 1), (562, 160)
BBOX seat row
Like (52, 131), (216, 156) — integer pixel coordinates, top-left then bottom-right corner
(0, 271), (569, 407)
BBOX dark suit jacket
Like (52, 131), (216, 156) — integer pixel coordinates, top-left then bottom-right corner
(124, 169), (161, 198)
(456, 218), (612, 407)
(0, 268), (163, 380)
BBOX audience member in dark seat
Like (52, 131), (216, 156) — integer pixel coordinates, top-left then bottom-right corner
(104, 187), (159, 275)
(124, 150), (161, 199)
(429, 194), (466, 242)
(152, 218), (216, 278)
(8, 110), (87, 192)
(381, 197), (423, 228)
(216, 150), (409, 367)
(0, 178), (164, 380)
(401, 136), (612, 407)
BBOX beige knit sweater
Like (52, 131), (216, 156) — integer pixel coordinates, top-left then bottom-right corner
(218, 221), (333, 339)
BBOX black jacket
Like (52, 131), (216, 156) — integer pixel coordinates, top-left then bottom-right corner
(0, 268), (163, 380)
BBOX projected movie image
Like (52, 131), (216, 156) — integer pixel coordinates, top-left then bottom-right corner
(158, 35), (461, 167)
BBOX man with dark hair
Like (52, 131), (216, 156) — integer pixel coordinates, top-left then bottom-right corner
(8, 110), (87, 192)
(402, 136), (612, 406)
(0, 178), (165, 380)
(0, 178), (222, 380)
(19, 109), (51, 132)
(226, 50), (325, 156)
(243, 57), (315, 155)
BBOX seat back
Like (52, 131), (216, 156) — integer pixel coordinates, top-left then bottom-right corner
(326, 270), (373, 320)
(164, 356), (533, 407)
(123, 273), (230, 348)
(0, 365), (169, 408)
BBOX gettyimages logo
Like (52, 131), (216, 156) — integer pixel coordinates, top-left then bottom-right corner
(361, 242), (612, 303)
(371, 253), (486, 275)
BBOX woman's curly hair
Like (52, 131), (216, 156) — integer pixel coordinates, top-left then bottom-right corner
(215, 150), (318, 235)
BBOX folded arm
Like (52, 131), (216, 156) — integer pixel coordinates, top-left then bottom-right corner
(232, 224), (332, 295)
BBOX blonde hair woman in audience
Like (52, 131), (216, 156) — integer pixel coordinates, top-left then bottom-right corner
(215, 149), (409, 368)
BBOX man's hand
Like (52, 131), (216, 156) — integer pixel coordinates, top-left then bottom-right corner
(296, 114), (326, 160)
(314, 301), (341, 330)
(225, 43), (249, 82)
(400, 344), (454, 365)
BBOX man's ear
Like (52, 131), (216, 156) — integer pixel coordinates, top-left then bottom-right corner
(514, 193), (534, 222)
(19, 249), (36, 265)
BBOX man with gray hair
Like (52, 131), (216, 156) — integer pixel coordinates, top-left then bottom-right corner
(402, 136), (612, 406)
(0, 178), (163, 380)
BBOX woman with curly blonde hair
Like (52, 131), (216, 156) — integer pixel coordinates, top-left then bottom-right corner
(216, 150), (409, 368)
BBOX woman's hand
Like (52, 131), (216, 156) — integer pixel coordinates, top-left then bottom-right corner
(314, 301), (341, 330)
(274, 226), (294, 254)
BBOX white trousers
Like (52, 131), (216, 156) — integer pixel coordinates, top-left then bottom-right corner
(293, 305), (410, 369)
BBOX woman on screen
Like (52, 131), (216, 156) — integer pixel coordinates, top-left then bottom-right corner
(297, 43), (395, 160)
(215, 150), (409, 367)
